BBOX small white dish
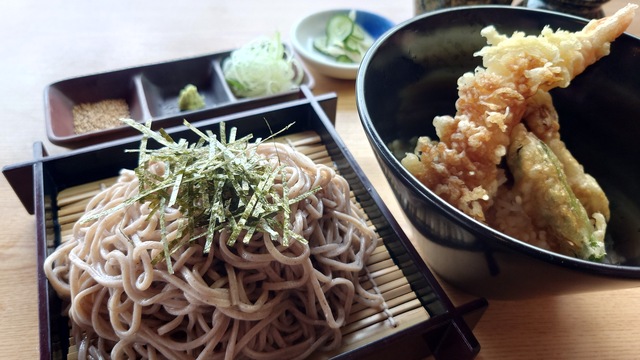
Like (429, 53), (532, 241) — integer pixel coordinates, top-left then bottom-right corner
(290, 9), (394, 80)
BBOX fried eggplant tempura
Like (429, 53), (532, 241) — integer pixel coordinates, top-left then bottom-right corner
(402, 4), (637, 222)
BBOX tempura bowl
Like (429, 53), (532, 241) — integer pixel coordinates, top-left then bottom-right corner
(356, 6), (640, 299)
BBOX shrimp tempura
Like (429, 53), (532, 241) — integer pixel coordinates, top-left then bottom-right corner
(402, 4), (637, 221)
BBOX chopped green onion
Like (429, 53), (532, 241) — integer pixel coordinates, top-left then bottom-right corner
(222, 32), (303, 98)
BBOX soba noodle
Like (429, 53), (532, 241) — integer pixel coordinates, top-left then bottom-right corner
(44, 141), (383, 360)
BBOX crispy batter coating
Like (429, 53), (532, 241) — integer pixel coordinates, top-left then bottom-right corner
(505, 124), (606, 260)
(402, 4), (637, 222)
(522, 90), (610, 221)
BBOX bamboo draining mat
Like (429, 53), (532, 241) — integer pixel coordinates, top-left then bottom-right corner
(53, 130), (430, 359)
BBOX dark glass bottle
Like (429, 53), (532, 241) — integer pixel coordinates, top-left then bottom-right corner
(522, 0), (609, 19)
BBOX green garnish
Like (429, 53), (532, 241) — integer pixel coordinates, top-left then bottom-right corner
(222, 32), (303, 98)
(80, 119), (319, 273)
(177, 84), (206, 111)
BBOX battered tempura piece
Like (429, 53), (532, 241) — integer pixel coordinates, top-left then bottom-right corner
(522, 90), (610, 220)
(402, 4), (637, 222)
(506, 124), (607, 260)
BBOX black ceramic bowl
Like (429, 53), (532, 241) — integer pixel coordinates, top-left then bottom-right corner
(356, 5), (640, 299)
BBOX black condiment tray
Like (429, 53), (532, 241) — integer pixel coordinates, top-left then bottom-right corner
(45, 45), (314, 149)
(4, 88), (487, 360)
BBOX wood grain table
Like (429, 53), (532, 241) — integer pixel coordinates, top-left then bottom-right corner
(0, 0), (638, 359)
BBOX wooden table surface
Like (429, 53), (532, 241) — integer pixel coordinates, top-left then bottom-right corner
(0, 1), (638, 359)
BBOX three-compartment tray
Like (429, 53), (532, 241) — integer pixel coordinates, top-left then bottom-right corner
(5, 88), (487, 359)
(45, 45), (314, 149)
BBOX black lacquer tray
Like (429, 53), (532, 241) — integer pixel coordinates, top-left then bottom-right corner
(4, 88), (487, 360)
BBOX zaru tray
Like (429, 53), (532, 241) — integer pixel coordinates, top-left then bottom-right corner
(4, 88), (487, 360)
(45, 45), (314, 149)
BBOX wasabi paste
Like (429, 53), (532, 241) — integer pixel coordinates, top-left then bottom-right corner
(178, 84), (206, 111)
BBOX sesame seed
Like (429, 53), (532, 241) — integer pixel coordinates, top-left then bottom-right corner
(72, 99), (130, 134)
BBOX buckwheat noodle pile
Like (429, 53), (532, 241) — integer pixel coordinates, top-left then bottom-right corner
(44, 138), (383, 359)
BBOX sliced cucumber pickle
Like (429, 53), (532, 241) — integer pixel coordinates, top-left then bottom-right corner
(313, 11), (374, 64)
(326, 14), (354, 44)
